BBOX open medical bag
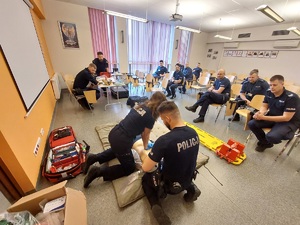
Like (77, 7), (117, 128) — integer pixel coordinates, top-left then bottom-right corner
(42, 126), (89, 183)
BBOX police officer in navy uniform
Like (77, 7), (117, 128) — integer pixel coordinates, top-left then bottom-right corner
(248, 75), (300, 152)
(92, 51), (109, 75)
(192, 62), (202, 80)
(229, 69), (269, 121)
(181, 62), (193, 94)
(142, 101), (201, 225)
(165, 63), (184, 99)
(83, 92), (167, 188)
(153, 60), (168, 79)
(185, 69), (231, 123)
(73, 63), (100, 109)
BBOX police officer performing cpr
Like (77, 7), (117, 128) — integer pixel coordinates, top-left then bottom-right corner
(141, 101), (201, 225)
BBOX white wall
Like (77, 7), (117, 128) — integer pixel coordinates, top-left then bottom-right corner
(202, 23), (300, 84)
(42, 0), (94, 77)
(189, 32), (208, 70)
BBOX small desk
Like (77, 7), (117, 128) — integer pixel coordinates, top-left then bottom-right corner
(98, 79), (124, 110)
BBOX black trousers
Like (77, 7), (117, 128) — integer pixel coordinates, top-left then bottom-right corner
(94, 125), (136, 181)
(166, 81), (179, 96)
(142, 172), (194, 207)
(194, 92), (229, 117)
(248, 120), (299, 145)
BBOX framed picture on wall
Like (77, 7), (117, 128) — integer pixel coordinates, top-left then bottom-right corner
(58, 21), (80, 49)
(271, 51), (279, 59)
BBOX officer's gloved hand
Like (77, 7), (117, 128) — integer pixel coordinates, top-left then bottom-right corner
(146, 141), (154, 150)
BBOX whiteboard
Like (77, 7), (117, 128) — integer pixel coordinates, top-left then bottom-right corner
(0, 0), (49, 111)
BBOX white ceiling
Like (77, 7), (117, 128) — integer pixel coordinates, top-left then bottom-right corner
(55, 0), (300, 33)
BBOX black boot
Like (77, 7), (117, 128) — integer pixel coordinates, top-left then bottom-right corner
(84, 166), (103, 188)
(193, 116), (204, 123)
(185, 105), (197, 113)
(184, 183), (201, 202)
(83, 153), (98, 175)
(151, 205), (171, 225)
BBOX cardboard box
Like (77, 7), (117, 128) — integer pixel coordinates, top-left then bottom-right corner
(7, 181), (87, 225)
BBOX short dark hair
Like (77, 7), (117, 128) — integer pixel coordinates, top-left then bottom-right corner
(270, 75), (284, 82)
(157, 101), (179, 115)
(175, 63), (181, 67)
(250, 69), (259, 75)
(159, 60), (164, 63)
(97, 51), (103, 55)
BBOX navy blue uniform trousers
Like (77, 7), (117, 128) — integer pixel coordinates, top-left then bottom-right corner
(194, 92), (229, 117)
(94, 125), (136, 181)
(248, 120), (298, 144)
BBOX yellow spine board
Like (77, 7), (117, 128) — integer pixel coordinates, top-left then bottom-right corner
(185, 122), (246, 165)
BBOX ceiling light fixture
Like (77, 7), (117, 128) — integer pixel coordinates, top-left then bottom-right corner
(214, 18), (233, 40)
(255, 5), (284, 23)
(214, 34), (232, 40)
(105, 10), (148, 23)
(287, 27), (300, 36)
(176, 26), (200, 33)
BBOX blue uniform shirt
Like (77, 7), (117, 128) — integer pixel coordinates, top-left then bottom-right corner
(154, 66), (168, 76)
(213, 77), (231, 95)
(263, 89), (300, 125)
(193, 67), (202, 79)
(172, 70), (184, 85)
(183, 67), (193, 80)
(241, 79), (269, 100)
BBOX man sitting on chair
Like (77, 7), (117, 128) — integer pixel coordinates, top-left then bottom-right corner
(165, 63), (184, 99)
(248, 75), (300, 152)
(181, 62), (193, 94)
(229, 69), (269, 121)
(153, 60), (168, 80)
(192, 62), (202, 80)
(185, 69), (231, 123)
(73, 63), (100, 109)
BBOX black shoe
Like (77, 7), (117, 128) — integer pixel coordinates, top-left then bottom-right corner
(228, 116), (240, 121)
(166, 94), (171, 97)
(83, 166), (103, 188)
(255, 143), (274, 152)
(83, 153), (98, 175)
(193, 116), (204, 123)
(170, 94), (176, 99)
(151, 205), (171, 225)
(182, 92), (186, 94)
(185, 106), (197, 113)
(184, 184), (201, 202)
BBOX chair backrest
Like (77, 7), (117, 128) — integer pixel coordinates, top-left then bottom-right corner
(132, 77), (139, 87)
(145, 73), (153, 83)
(161, 76), (169, 89)
(63, 74), (74, 81)
(83, 90), (97, 104)
(197, 76), (210, 86)
(226, 75), (236, 84)
(285, 84), (300, 95)
(249, 94), (265, 110)
(231, 83), (242, 98)
(201, 72), (211, 78)
(65, 79), (75, 93)
(138, 71), (145, 81)
(164, 72), (171, 79)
